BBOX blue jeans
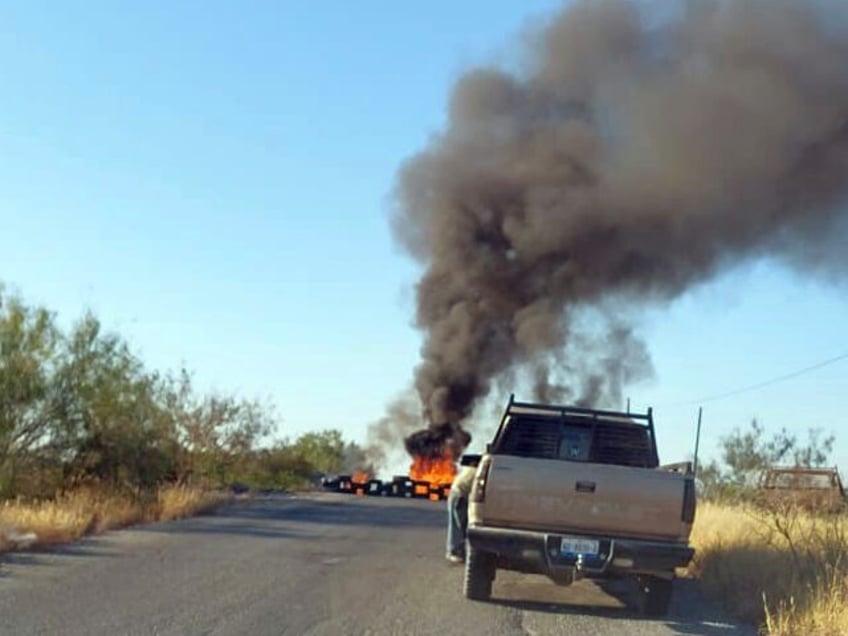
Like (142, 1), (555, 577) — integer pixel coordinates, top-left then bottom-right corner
(446, 488), (468, 556)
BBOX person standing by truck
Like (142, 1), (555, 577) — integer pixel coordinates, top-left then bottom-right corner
(446, 454), (479, 563)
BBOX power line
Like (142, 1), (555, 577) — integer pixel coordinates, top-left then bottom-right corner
(666, 351), (848, 407)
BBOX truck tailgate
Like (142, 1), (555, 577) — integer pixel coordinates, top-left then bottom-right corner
(480, 454), (687, 541)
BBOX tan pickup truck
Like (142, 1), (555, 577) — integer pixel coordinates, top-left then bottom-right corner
(465, 396), (696, 617)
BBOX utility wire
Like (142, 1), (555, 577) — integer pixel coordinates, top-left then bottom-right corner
(665, 351), (848, 407)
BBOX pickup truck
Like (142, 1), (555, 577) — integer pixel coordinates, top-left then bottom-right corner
(465, 396), (696, 617)
(759, 466), (846, 513)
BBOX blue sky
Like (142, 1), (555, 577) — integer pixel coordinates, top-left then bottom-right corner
(2, 1), (847, 475)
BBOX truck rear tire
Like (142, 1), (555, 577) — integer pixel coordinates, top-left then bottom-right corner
(464, 547), (495, 601)
(637, 575), (673, 617)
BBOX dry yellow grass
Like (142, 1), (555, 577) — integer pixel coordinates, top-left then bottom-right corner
(691, 501), (848, 635)
(0, 485), (229, 552)
(153, 484), (230, 522)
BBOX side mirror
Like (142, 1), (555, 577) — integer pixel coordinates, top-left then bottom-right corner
(486, 443), (493, 453)
(460, 453), (482, 467)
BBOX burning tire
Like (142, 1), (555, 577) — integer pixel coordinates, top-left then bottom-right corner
(463, 546), (495, 601)
(412, 481), (430, 499)
(337, 476), (353, 493)
(386, 476), (413, 497)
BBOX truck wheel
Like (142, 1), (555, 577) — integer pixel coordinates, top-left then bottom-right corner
(464, 547), (495, 601)
(637, 575), (673, 617)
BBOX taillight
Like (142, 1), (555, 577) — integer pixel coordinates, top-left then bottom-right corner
(682, 478), (696, 523)
(470, 456), (492, 503)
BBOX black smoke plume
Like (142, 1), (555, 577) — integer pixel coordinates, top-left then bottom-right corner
(388, 0), (848, 458)
(404, 425), (471, 460)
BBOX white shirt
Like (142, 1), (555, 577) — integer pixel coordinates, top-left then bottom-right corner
(451, 465), (477, 497)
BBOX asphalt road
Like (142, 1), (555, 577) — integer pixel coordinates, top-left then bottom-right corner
(0, 492), (754, 636)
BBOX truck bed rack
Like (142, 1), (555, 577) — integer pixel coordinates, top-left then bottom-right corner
(491, 394), (660, 468)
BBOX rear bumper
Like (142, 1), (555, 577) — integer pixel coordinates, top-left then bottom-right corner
(467, 525), (694, 577)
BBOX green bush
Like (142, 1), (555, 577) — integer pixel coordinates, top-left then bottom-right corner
(0, 286), (366, 499)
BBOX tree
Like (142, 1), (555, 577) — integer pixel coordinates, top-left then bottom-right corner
(54, 313), (178, 489)
(720, 419), (774, 486)
(784, 427), (835, 468)
(158, 369), (274, 486)
(290, 430), (346, 475)
(699, 418), (836, 499)
(247, 443), (314, 489)
(0, 284), (356, 498)
(0, 291), (61, 496)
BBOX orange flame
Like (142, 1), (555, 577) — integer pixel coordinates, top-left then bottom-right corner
(351, 469), (371, 485)
(409, 452), (457, 487)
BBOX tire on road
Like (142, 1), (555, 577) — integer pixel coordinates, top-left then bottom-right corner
(636, 575), (673, 617)
(464, 547), (496, 601)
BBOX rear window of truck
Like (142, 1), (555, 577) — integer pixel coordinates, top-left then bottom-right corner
(495, 415), (656, 468)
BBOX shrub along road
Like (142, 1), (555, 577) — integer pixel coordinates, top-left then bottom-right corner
(0, 492), (753, 636)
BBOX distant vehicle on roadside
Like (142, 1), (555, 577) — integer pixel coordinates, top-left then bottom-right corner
(759, 466), (846, 513)
(464, 395), (696, 617)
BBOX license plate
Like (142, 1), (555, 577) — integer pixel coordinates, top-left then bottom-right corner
(560, 536), (599, 557)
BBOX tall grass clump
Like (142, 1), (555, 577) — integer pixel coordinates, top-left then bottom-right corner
(691, 501), (848, 634)
(0, 485), (229, 552)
